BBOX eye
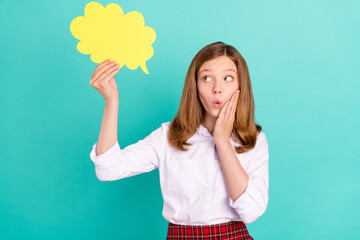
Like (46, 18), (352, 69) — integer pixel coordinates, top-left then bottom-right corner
(203, 76), (211, 81)
(225, 76), (233, 81)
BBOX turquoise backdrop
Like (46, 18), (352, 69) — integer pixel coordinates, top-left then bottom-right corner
(1, 0), (359, 239)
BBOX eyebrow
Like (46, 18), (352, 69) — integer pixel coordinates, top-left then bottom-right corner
(199, 69), (237, 74)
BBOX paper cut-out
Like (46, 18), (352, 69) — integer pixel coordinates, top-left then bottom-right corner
(70, 2), (156, 74)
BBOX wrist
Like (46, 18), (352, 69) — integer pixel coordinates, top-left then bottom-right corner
(105, 96), (119, 105)
(213, 137), (230, 146)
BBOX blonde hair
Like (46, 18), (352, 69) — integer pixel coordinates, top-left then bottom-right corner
(168, 41), (262, 154)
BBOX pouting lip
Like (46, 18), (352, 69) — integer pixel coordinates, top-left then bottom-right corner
(213, 99), (222, 105)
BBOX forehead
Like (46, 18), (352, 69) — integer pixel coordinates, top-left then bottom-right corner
(199, 56), (237, 73)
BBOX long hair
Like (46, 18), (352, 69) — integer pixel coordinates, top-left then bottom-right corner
(168, 41), (262, 154)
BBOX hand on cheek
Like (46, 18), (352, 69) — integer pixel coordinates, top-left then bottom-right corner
(213, 90), (240, 144)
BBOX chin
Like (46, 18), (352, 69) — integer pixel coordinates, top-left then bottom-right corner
(204, 106), (220, 118)
(209, 109), (220, 118)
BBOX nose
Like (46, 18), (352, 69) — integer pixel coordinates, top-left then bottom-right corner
(212, 78), (222, 95)
(213, 88), (221, 94)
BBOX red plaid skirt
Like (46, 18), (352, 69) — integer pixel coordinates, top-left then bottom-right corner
(166, 220), (254, 240)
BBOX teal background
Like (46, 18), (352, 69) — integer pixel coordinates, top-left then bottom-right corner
(1, 0), (359, 239)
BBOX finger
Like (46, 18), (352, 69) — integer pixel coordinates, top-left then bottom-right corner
(231, 91), (240, 117)
(92, 60), (117, 80)
(100, 58), (111, 66)
(102, 67), (120, 83)
(91, 68), (120, 89)
(91, 63), (119, 84)
(91, 63), (117, 85)
(99, 67), (119, 81)
(227, 90), (239, 119)
(227, 93), (236, 117)
(90, 59), (110, 80)
(91, 60), (117, 82)
(225, 92), (235, 118)
(222, 100), (230, 119)
(218, 101), (228, 118)
(97, 59), (111, 70)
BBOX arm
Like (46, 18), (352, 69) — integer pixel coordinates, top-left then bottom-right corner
(96, 98), (119, 155)
(89, 122), (166, 181)
(216, 132), (269, 224)
(215, 140), (249, 204)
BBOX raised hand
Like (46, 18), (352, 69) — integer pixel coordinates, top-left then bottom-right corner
(213, 89), (240, 144)
(89, 59), (120, 102)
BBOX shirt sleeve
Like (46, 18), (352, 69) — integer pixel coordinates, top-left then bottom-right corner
(89, 123), (166, 181)
(228, 131), (269, 224)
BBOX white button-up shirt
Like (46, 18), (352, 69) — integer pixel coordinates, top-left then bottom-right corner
(89, 121), (269, 225)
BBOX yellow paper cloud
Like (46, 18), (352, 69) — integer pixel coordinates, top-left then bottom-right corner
(70, 2), (156, 74)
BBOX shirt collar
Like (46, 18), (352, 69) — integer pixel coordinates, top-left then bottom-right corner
(197, 124), (212, 137)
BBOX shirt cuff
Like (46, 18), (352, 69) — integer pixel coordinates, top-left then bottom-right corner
(228, 178), (265, 214)
(89, 141), (122, 169)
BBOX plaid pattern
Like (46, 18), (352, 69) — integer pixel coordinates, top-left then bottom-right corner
(166, 221), (254, 240)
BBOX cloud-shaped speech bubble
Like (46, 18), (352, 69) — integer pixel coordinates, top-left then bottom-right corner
(70, 2), (156, 74)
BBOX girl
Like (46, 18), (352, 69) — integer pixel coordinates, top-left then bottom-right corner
(89, 41), (269, 240)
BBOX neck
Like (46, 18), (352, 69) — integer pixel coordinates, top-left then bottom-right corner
(202, 114), (217, 135)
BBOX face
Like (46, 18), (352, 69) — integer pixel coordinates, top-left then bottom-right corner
(197, 55), (239, 120)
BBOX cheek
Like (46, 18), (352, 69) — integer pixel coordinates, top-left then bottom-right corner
(197, 86), (206, 101)
(197, 84), (213, 107)
(198, 93), (211, 109)
(198, 94), (206, 106)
